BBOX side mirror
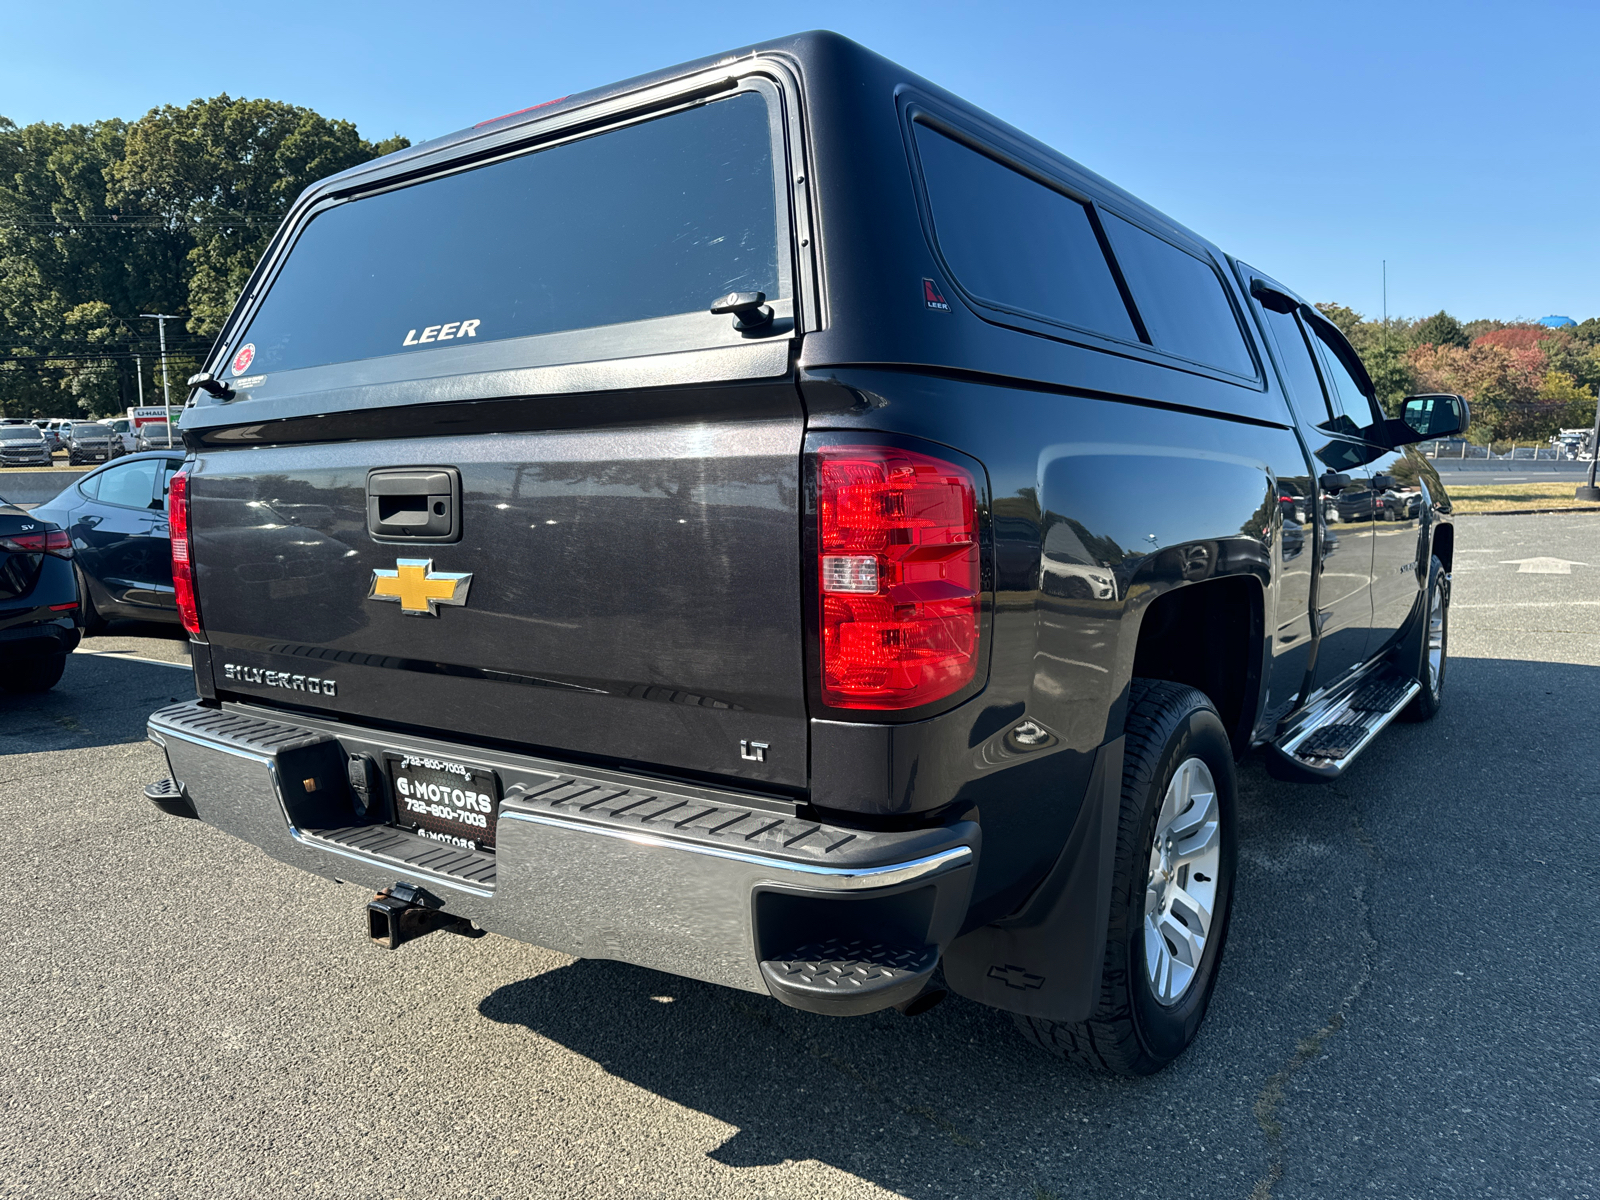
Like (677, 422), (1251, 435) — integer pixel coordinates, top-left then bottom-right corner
(1383, 393), (1469, 446)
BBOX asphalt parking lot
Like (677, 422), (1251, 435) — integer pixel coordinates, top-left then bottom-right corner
(3, 513), (1596, 1200)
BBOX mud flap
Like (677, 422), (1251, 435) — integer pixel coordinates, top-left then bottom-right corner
(941, 735), (1124, 1022)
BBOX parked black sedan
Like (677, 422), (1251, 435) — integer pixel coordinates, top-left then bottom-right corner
(31, 450), (187, 633)
(0, 495), (79, 692)
(64, 421), (116, 466)
(0, 423), (53, 467)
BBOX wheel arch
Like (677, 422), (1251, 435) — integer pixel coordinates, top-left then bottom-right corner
(1125, 574), (1265, 757)
(1430, 519), (1454, 574)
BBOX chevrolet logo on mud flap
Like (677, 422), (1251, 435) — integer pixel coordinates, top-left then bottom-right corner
(369, 558), (472, 616)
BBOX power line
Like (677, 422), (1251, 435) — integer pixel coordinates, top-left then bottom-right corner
(0, 351), (208, 364)
(1, 213), (284, 228)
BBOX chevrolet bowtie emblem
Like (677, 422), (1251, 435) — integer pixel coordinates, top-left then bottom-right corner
(369, 558), (472, 616)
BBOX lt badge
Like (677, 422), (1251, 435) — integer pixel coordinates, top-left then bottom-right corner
(369, 558), (473, 617)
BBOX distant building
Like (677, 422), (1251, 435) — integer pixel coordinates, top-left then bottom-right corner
(1538, 315), (1577, 327)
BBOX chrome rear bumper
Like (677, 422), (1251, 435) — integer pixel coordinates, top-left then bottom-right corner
(148, 700), (977, 1012)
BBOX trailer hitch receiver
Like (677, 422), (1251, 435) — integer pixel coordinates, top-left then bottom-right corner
(367, 882), (485, 950)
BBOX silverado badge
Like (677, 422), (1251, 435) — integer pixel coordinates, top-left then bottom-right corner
(369, 558), (473, 616)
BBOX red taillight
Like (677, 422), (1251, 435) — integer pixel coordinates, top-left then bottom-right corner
(168, 470), (204, 639)
(1, 528), (71, 557)
(816, 445), (981, 710)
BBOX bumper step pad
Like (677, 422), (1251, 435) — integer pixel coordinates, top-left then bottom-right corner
(761, 938), (938, 1018)
(316, 824), (497, 890)
(143, 777), (197, 819)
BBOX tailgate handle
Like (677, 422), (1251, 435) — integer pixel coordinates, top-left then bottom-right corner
(367, 468), (461, 542)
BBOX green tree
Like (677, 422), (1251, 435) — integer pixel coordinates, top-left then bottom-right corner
(0, 98), (406, 416)
(1538, 370), (1598, 430)
(1311, 302), (1417, 415)
(1412, 310), (1469, 348)
(1540, 327), (1600, 397)
(114, 95), (407, 335)
(1313, 302), (1363, 341)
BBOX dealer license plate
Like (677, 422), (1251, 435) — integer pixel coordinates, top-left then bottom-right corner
(387, 753), (499, 851)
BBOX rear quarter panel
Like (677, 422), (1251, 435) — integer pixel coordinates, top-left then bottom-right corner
(802, 367), (1303, 921)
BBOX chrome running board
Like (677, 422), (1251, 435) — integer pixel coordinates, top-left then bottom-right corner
(1268, 662), (1421, 780)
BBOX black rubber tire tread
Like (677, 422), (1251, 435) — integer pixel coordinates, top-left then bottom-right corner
(1014, 678), (1234, 1075)
(4, 653), (66, 693)
(1400, 555), (1447, 722)
(76, 569), (108, 637)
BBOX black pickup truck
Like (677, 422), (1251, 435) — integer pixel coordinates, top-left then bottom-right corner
(146, 31), (1465, 1074)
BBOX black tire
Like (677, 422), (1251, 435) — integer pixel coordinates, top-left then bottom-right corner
(4, 653), (66, 693)
(1399, 555), (1448, 722)
(1014, 679), (1238, 1075)
(77, 570), (108, 636)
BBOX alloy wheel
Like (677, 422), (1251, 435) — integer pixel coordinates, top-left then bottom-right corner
(1143, 756), (1222, 1006)
(1426, 577), (1446, 698)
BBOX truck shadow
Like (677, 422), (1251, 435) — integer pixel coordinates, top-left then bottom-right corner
(475, 655), (1599, 1198)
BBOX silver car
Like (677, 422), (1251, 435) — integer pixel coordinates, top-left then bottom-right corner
(64, 422), (115, 465)
(0, 424), (52, 467)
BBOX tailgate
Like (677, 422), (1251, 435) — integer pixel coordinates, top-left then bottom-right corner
(189, 390), (807, 789)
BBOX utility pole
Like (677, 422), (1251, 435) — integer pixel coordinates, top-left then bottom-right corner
(134, 354), (144, 406)
(140, 313), (180, 448)
(1578, 389), (1600, 502)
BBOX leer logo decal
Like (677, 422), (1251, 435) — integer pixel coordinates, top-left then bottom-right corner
(369, 558), (473, 616)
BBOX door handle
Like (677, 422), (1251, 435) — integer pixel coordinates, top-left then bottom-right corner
(366, 468), (461, 543)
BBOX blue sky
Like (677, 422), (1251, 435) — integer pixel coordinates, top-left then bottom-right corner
(7, 0), (1596, 322)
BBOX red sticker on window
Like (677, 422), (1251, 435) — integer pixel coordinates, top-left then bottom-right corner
(923, 278), (951, 312)
(230, 344), (256, 376)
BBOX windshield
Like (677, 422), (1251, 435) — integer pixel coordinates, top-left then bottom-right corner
(231, 91), (783, 377)
(75, 424), (110, 436)
(0, 427), (41, 440)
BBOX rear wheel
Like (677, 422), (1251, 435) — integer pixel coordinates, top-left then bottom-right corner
(77, 570), (108, 636)
(1399, 555), (1448, 722)
(4, 653), (66, 693)
(1014, 679), (1237, 1075)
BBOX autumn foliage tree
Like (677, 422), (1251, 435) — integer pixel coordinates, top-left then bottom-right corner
(1310, 303), (1598, 442)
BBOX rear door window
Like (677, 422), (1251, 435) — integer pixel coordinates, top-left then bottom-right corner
(1100, 213), (1255, 377)
(94, 459), (160, 510)
(912, 123), (1138, 342)
(234, 91), (783, 375)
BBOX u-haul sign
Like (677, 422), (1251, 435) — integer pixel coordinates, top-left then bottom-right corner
(130, 406), (181, 427)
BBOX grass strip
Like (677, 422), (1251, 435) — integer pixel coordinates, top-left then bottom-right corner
(1443, 481), (1600, 513)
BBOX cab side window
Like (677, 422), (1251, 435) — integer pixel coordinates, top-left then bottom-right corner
(1307, 321), (1381, 433)
(1258, 306), (1335, 426)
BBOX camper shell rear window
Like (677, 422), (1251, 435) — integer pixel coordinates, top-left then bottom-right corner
(228, 90), (787, 378)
